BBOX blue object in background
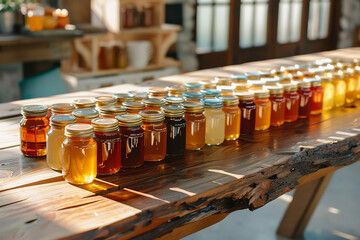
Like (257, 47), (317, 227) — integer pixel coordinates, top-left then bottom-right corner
(19, 67), (68, 99)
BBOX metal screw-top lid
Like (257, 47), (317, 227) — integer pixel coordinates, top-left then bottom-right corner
(183, 91), (204, 100)
(139, 110), (165, 122)
(215, 77), (232, 86)
(252, 90), (270, 99)
(201, 89), (221, 98)
(91, 118), (119, 132)
(259, 70), (275, 78)
(122, 101), (145, 110)
(355, 66), (360, 73)
(265, 85), (284, 95)
(218, 85), (235, 95)
(246, 72), (261, 80)
(304, 78), (321, 87)
(202, 98), (223, 108)
(128, 91), (148, 101)
(113, 92), (135, 103)
(233, 83), (250, 91)
(248, 80), (266, 89)
(316, 75), (332, 83)
(94, 96), (116, 107)
(183, 101), (205, 113)
(284, 66), (298, 74)
(236, 92), (255, 101)
(65, 124), (93, 137)
(321, 65), (335, 73)
(51, 103), (75, 114)
(294, 63), (310, 71)
(21, 105), (48, 117)
(100, 106), (127, 116)
(72, 108), (99, 120)
(73, 98), (96, 109)
(50, 115), (76, 127)
(344, 68), (355, 77)
(164, 96), (184, 105)
(290, 72), (304, 81)
(280, 84), (298, 92)
(161, 105), (185, 117)
(231, 74), (248, 83)
(329, 71), (344, 79)
(165, 85), (186, 96)
(142, 98), (165, 107)
(309, 67), (325, 75)
(116, 114), (142, 127)
(185, 82), (203, 90)
(147, 87), (168, 97)
(277, 74), (292, 83)
(219, 96), (239, 106)
(262, 77), (280, 86)
(198, 79), (218, 89)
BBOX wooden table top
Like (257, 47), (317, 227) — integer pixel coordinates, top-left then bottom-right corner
(1, 48), (360, 239)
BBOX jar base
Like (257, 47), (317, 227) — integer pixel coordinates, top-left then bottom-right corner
(206, 143), (222, 146)
(145, 158), (165, 162)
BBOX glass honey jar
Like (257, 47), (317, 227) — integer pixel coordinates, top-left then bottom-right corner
(236, 92), (256, 135)
(183, 102), (206, 150)
(297, 81), (312, 118)
(113, 92), (135, 106)
(142, 98), (165, 111)
(99, 106), (126, 118)
(72, 108), (99, 124)
(139, 110), (167, 161)
(161, 105), (186, 157)
(198, 79), (218, 89)
(183, 92), (204, 102)
(201, 89), (221, 99)
(304, 78), (323, 115)
(94, 96), (116, 109)
(51, 103), (75, 116)
(266, 86), (285, 127)
(343, 69), (357, 106)
(185, 82), (203, 92)
(123, 101), (145, 114)
(47, 115), (76, 170)
(164, 96), (184, 105)
(355, 66), (360, 99)
(62, 124), (97, 185)
(253, 90), (271, 131)
(219, 96), (241, 140)
(166, 85), (186, 97)
(319, 76), (335, 111)
(20, 105), (50, 157)
(203, 98), (225, 145)
(282, 84), (299, 122)
(215, 77), (232, 86)
(330, 72), (346, 107)
(73, 98), (96, 109)
(91, 118), (121, 175)
(148, 87), (168, 99)
(116, 114), (144, 168)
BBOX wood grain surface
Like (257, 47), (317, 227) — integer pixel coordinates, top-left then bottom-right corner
(1, 48), (360, 239)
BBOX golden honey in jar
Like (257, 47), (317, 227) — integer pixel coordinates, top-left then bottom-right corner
(330, 72), (346, 107)
(319, 76), (335, 111)
(201, 89), (221, 99)
(113, 92), (135, 106)
(164, 96), (184, 105)
(99, 106), (127, 118)
(281, 84), (299, 122)
(185, 82), (203, 92)
(166, 85), (186, 97)
(183, 102), (206, 150)
(73, 98), (96, 109)
(344, 69), (357, 106)
(20, 105), (50, 157)
(47, 115), (76, 170)
(140, 110), (167, 161)
(355, 66), (360, 99)
(142, 98), (165, 111)
(62, 124), (97, 185)
(215, 77), (232, 86)
(51, 103), (75, 116)
(72, 108), (99, 124)
(123, 101), (145, 114)
(231, 74), (248, 84)
(183, 92), (204, 102)
(148, 87), (168, 99)
(203, 98), (225, 145)
(266, 86), (285, 127)
(94, 96), (116, 109)
(253, 90), (271, 131)
(198, 79), (218, 89)
(219, 96), (241, 140)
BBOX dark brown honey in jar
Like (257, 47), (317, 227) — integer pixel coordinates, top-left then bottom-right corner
(113, 92), (135, 106)
(219, 96), (241, 140)
(236, 92), (256, 135)
(51, 103), (75, 116)
(166, 85), (186, 97)
(148, 87), (168, 99)
(282, 84), (299, 122)
(140, 110), (167, 161)
(20, 105), (50, 157)
(92, 118), (121, 175)
(142, 98), (165, 111)
(183, 102), (206, 150)
(94, 96), (116, 109)
(99, 106), (127, 118)
(72, 108), (99, 124)
(116, 114), (144, 168)
(164, 96), (184, 105)
(297, 81), (312, 118)
(73, 98), (96, 109)
(161, 105), (186, 157)
(123, 101), (145, 114)
(267, 86), (285, 127)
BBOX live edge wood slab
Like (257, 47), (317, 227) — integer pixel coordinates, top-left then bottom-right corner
(1, 48), (360, 239)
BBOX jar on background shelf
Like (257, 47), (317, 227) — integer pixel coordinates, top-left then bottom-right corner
(183, 102), (206, 150)
(98, 42), (115, 70)
(141, 4), (154, 27)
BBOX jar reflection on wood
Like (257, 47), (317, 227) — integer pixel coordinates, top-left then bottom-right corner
(140, 110), (167, 161)
(253, 90), (271, 131)
(98, 42), (115, 70)
(161, 105), (186, 157)
(20, 105), (50, 157)
(116, 114), (144, 168)
(297, 81), (312, 118)
(236, 92), (256, 135)
(203, 98), (225, 145)
(62, 124), (97, 185)
(219, 96), (240, 140)
(183, 102), (206, 150)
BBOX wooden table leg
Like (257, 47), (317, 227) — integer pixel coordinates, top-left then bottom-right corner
(277, 173), (333, 238)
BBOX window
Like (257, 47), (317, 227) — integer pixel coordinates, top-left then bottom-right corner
(239, 0), (269, 48)
(308, 0), (331, 40)
(277, 0), (303, 44)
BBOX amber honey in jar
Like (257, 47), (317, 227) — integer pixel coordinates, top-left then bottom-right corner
(185, 82), (203, 92)
(304, 78), (323, 115)
(141, 4), (154, 27)
(20, 105), (50, 157)
(183, 102), (206, 150)
(123, 101), (145, 114)
(203, 98), (225, 145)
(47, 115), (76, 170)
(198, 79), (218, 89)
(253, 90), (271, 131)
(98, 42), (115, 70)
(148, 87), (168, 99)
(142, 98), (165, 111)
(319, 76), (335, 111)
(140, 110), (167, 161)
(51, 103), (75, 116)
(231, 73), (248, 84)
(99, 106), (127, 118)
(329, 72), (346, 107)
(344, 69), (357, 106)
(73, 98), (96, 109)
(72, 108), (99, 124)
(161, 105), (186, 157)
(92, 118), (121, 175)
(282, 84), (299, 122)
(166, 85), (186, 97)
(116, 114), (144, 168)
(355, 66), (360, 99)
(94, 96), (116, 110)
(236, 92), (256, 135)
(164, 96), (184, 105)
(113, 92), (135, 106)
(62, 124), (97, 184)
(297, 81), (312, 118)
(183, 92), (204, 102)
(266, 86), (285, 127)
(219, 96), (240, 140)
